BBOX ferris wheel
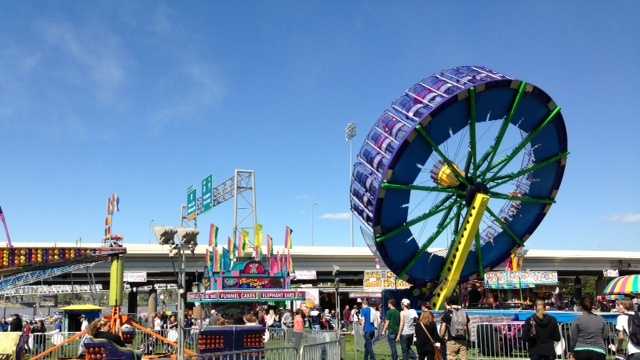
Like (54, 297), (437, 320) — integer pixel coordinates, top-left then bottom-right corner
(350, 66), (568, 308)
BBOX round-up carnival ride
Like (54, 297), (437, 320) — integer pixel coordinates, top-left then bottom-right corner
(351, 65), (568, 309)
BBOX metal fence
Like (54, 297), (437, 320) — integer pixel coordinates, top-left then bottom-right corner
(197, 346), (298, 360)
(471, 321), (620, 360)
(24, 327), (340, 359)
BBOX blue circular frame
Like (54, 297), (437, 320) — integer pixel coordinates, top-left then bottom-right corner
(350, 66), (568, 287)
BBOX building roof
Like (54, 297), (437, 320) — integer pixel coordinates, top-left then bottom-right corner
(9, 242), (640, 259)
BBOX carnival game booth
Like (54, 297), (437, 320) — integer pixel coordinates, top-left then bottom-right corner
(483, 270), (559, 309)
(61, 304), (103, 332)
(189, 240), (303, 354)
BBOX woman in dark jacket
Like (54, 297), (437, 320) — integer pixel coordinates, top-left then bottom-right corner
(415, 310), (442, 360)
(524, 299), (561, 360)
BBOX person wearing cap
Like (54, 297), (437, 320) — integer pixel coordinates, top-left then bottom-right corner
(397, 298), (418, 360)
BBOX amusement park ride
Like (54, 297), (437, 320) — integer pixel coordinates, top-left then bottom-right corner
(351, 65), (568, 309)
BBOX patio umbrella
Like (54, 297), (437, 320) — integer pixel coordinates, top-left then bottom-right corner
(604, 274), (640, 295)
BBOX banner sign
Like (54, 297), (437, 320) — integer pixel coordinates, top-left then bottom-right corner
(293, 270), (317, 280)
(187, 290), (306, 303)
(484, 271), (558, 289)
(363, 270), (410, 290)
(124, 271), (147, 283)
(603, 269), (619, 278)
(0, 284), (103, 296)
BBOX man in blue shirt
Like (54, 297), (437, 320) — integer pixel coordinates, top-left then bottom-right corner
(360, 299), (377, 360)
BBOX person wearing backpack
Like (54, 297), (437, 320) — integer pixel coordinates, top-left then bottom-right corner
(617, 299), (640, 360)
(439, 297), (469, 360)
(524, 299), (561, 360)
(569, 295), (608, 360)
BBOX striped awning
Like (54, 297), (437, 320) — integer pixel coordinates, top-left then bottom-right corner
(604, 275), (640, 295)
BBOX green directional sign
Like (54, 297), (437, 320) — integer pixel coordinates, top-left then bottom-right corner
(187, 187), (197, 216)
(202, 175), (213, 213)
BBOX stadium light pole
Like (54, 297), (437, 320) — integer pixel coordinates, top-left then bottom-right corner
(345, 123), (357, 247)
(311, 202), (318, 246)
(153, 226), (199, 360)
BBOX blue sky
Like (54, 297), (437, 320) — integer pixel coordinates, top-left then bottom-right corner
(1, 1), (638, 250)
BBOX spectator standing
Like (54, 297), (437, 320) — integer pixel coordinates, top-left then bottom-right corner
(281, 310), (292, 328)
(415, 309), (442, 360)
(372, 305), (381, 332)
(360, 299), (377, 360)
(32, 320), (47, 354)
(397, 298), (418, 360)
(614, 299), (640, 360)
(309, 307), (321, 331)
(266, 309), (275, 327)
(383, 299), (401, 360)
(569, 295), (608, 360)
(293, 309), (305, 350)
(351, 305), (360, 331)
(524, 299), (561, 360)
(54, 317), (62, 332)
(9, 314), (23, 332)
(343, 305), (351, 331)
(80, 315), (89, 332)
(439, 298), (469, 360)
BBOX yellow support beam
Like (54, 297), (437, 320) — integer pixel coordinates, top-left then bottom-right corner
(108, 256), (124, 307)
(431, 193), (490, 310)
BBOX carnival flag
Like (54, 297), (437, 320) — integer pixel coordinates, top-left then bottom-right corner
(0, 206), (13, 247)
(267, 235), (273, 257)
(255, 224), (263, 258)
(227, 236), (235, 259)
(209, 224), (219, 248)
(205, 248), (211, 272)
(287, 249), (294, 273)
(222, 248), (231, 272)
(241, 230), (249, 253)
(284, 226), (293, 249)
(213, 247), (221, 272)
(237, 233), (244, 257)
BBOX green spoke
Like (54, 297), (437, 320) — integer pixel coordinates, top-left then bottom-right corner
(485, 207), (524, 246)
(483, 106), (562, 180)
(487, 191), (555, 204)
(463, 147), (473, 177)
(382, 182), (464, 195)
(468, 87), (478, 173)
(473, 148), (493, 177)
(478, 81), (527, 179)
(375, 195), (454, 244)
(415, 125), (469, 186)
(398, 203), (459, 278)
(488, 152), (568, 189)
(452, 202), (464, 238)
(475, 232), (484, 278)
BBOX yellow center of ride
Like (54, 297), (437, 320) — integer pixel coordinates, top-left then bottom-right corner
(436, 163), (465, 188)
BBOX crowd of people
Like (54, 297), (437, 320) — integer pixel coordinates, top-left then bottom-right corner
(348, 293), (640, 360)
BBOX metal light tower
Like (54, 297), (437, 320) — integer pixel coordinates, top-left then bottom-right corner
(311, 202), (318, 246)
(153, 226), (199, 360)
(345, 123), (357, 247)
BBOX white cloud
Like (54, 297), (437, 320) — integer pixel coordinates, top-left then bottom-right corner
(40, 21), (126, 102)
(320, 212), (351, 221)
(608, 213), (640, 224)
